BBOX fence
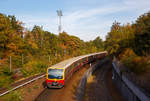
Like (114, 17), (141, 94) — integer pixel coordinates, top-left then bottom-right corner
(112, 58), (150, 101)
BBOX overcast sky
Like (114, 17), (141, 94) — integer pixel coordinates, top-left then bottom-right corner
(0, 0), (150, 41)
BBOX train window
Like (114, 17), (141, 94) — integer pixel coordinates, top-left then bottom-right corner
(74, 61), (78, 67)
(65, 68), (69, 77)
(83, 57), (87, 62)
(65, 65), (72, 75)
(48, 69), (64, 79)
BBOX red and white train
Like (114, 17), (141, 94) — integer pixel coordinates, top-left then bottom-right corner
(46, 51), (107, 88)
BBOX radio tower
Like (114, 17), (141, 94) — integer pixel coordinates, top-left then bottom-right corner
(57, 10), (63, 34)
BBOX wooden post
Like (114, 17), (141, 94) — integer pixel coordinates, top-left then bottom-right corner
(55, 52), (57, 58)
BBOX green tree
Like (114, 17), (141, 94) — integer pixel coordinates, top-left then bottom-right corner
(105, 21), (134, 56)
(132, 12), (150, 56)
(93, 36), (104, 50)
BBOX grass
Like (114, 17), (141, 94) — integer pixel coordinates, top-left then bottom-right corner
(0, 90), (23, 101)
(0, 75), (14, 88)
(7, 91), (22, 101)
(33, 85), (39, 89)
(27, 88), (32, 93)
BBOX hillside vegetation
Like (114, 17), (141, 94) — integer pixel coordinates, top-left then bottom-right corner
(105, 11), (150, 74)
(0, 13), (104, 88)
(105, 11), (150, 92)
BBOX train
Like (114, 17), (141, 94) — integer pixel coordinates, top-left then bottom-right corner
(46, 51), (107, 88)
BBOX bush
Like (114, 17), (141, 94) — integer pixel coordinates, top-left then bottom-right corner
(7, 91), (22, 101)
(22, 60), (47, 77)
(12, 56), (22, 68)
(2, 66), (13, 76)
(36, 61), (47, 69)
(0, 75), (14, 88)
(120, 48), (150, 75)
(0, 65), (14, 88)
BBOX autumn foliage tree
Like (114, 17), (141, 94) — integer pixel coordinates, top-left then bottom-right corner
(105, 21), (134, 56)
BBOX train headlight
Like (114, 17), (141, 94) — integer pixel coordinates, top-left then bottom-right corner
(59, 83), (63, 88)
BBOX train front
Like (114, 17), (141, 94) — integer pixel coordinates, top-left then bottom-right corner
(46, 68), (64, 88)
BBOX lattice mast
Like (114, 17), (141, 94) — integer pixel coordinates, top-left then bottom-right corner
(57, 10), (63, 34)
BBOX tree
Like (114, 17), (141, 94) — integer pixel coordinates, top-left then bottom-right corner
(132, 12), (150, 56)
(93, 36), (104, 50)
(8, 15), (24, 38)
(105, 21), (134, 56)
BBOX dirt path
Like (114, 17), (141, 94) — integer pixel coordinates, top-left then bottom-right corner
(83, 60), (125, 101)
(35, 63), (93, 101)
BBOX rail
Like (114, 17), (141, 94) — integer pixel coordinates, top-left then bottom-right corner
(0, 74), (45, 97)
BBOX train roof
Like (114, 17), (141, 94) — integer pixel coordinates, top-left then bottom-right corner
(47, 51), (107, 70)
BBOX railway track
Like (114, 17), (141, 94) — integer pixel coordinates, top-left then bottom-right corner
(0, 59), (125, 101)
(0, 52), (107, 99)
(35, 63), (92, 101)
(35, 59), (123, 101)
(0, 73), (45, 96)
(83, 60), (125, 101)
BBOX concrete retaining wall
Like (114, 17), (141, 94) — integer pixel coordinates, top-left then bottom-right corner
(112, 59), (150, 101)
(76, 59), (108, 101)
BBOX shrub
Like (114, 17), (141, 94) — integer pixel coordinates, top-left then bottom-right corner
(1, 65), (13, 76)
(12, 56), (22, 69)
(33, 85), (39, 89)
(0, 66), (14, 88)
(27, 88), (32, 93)
(36, 61), (47, 69)
(7, 91), (22, 101)
(118, 48), (136, 60)
(120, 48), (150, 75)
(21, 60), (47, 77)
(0, 75), (13, 88)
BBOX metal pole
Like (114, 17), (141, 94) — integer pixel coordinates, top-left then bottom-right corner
(59, 15), (61, 33)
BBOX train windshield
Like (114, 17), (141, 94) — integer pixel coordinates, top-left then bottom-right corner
(48, 69), (64, 79)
